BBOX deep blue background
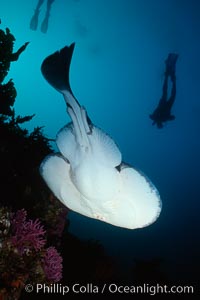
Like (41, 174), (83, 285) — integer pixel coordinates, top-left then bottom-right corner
(1, 0), (200, 284)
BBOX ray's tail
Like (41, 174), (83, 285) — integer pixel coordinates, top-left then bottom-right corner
(41, 44), (92, 145)
(40, 43), (82, 120)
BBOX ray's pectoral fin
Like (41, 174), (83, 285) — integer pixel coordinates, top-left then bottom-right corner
(39, 153), (91, 216)
(117, 164), (162, 228)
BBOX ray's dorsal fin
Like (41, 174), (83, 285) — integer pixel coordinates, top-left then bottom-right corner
(91, 126), (122, 167)
(41, 43), (75, 94)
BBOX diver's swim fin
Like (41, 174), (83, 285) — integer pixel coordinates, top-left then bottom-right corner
(41, 16), (49, 33)
(41, 43), (75, 94)
(30, 9), (40, 31)
(165, 53), (178, 77)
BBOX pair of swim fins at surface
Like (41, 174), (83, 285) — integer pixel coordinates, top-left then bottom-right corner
(30, 0), (54, 34)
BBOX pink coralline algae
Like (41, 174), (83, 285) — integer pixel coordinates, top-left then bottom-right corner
(0, 207), (63, 292)
(42, 246), (63, 282)
(11, 209), (46, 255)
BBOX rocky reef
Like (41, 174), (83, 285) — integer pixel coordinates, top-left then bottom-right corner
(0, 23), (116, 300)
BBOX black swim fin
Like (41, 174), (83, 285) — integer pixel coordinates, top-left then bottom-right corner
(41, 43), (75, 94)
(41, 15), (49, 34)
(30, 9), (40, 31)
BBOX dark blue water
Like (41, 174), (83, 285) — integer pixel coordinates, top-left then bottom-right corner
(1, 0), (200, 286)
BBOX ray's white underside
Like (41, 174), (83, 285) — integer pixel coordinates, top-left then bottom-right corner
(40, 91), (161, 229)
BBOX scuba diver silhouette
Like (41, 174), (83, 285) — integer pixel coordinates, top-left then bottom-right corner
(150, 53), (178, 129)
(30, 0), (55, 34)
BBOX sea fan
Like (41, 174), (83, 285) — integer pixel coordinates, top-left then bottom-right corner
(42, 247), (63, 282)
(11, 209), (46, 255)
